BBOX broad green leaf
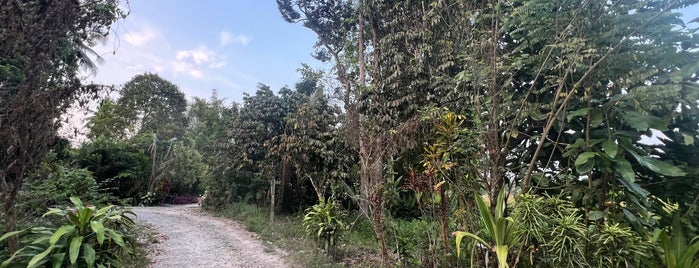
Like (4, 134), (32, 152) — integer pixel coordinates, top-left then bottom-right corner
(69, 235), (83, 264)
(43, 208), (65, 217)
(625, 114), (649, 132)
(575, 152), (597, 174)
(0, 229), (26, 242)
(617, 177), (650, 197)
(628, 150), (687, 177)
(82, 244), (95, 268)
(567, 108), (589, 122)
(95, 205), (115, 217)
(91, 221), (105, 245)
(602, 139), (618, 158)
(70, 196), (83, 207)
(27, 245), (54, 268)
(49, 225), (75, 245)
(589, 108), (604, 128)
(682, 133), (694, 146)
(105, 229), (126, 248)
(575, 152), (597, 167)
(647, 116), (668, 131)
(614, 158), (635, 182)
(588, 210), (605, 221)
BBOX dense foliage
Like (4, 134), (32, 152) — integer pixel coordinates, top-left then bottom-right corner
(3, 0), (699, 266)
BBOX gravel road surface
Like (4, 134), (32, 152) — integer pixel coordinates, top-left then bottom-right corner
(131, 205), (288, 268)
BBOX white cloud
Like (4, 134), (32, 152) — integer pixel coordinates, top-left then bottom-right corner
(172, 60), (203, 78)
(123, 27), (158, 47)
(176, 46), (215, 65)
(219, 31), (252, 46)
(172, 46), (228, 78)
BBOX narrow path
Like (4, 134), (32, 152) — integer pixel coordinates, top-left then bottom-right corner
(131, 205), (288, 268)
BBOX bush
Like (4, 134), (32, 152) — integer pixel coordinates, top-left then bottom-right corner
(389, 219), (442, 267)
(19, 163), (115, 218)
(512, 194), (588, 267)
(588, 222), (652, 267)
(303, 198), (345, 258)
(0, 197), (136, 267)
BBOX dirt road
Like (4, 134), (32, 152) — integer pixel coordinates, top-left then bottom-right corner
(131, 205), (288, 268)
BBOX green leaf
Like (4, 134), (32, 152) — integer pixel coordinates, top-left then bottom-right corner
(105, 229), (126, 249)
(575, 152), (597, 173)
(588, 211), (605, 221)
(575, 152), (596, 166)
(628, 150), (687, 177)
(69, 235), (83, 264)
(625, 114), (649, 132)
(83, 244), (96, 268)
(0, 229), (26, 242)
(682, 133), (694, 146)
(70, 196), (83, 207)
(567, 108), (589, 122)
(647, 116), (668, 131)
(51, 253), (65, 268)
(589, 108), (604, 128)
(602, 139), (618, 158)
(27, 245), (54, 268)
(617, 177), (649, 197)
(94, 205), (115, 218)
(614, 158), (635, 182)
(494, 245), (510, 268)
(90, 221), (105, 245)
(453, 231), (489, 258)
(50, 225), (75, 245)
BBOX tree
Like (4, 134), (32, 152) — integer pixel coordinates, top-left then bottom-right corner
(117, 73), (188, 140)
(76, 136), (150, 202)
(87, 98), (132, 140)
(0, 0), (125, 252)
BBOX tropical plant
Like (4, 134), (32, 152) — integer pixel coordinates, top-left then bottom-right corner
(588, 222), (653, 267)
(512, 194), (588, 267)
(454, 188), (520, 268)
(653, 216), (699, 268)
(303, 197), (345, 258)
(0, 197), (136, 267)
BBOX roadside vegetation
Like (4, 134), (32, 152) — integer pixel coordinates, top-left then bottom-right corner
(3, 0), (699, 267)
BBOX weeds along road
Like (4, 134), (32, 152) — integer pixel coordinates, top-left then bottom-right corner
(131, 205), (288, 268)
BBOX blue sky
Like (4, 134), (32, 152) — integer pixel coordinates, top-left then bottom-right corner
(88, 1), (324, 103)
(86, 1), (699, 104)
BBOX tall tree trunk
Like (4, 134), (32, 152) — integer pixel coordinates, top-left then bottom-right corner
(368, 153), (389, 265)
(356, 0), (371, 217)
(3, 182), (20, 253)
(439, 186), (450, 256)
(278, 157), (290, 212)
(270, 173), (275, 223)
(485, 3), (505, 210)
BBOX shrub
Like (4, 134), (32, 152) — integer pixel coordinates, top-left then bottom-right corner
(0, 197), (136, 267)
(19, 163), (114, 218)
(303, 198), (345, 258)
(588, 222), (652, 267)
(512, 194), (588, 267)
(389, 219), (442, 267)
